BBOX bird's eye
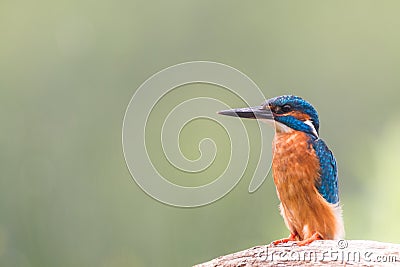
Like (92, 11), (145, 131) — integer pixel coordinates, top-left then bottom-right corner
(281, 104), (292, 113)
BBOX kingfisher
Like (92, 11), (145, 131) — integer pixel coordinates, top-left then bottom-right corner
(218, 95), (344, 246)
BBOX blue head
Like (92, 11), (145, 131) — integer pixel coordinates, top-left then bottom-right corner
(266, 95), (320, 136)
(218, 95), (320, 137)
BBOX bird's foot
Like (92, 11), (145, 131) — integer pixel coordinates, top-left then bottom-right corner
(296, 232), (322, 246)
(271, 233), (297, 246)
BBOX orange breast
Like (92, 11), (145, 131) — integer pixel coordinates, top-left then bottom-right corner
(272, 131), (339, 240)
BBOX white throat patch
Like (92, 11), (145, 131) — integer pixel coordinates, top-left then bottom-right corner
(273, 121), (293, 133)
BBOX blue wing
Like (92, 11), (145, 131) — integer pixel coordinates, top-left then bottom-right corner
(312, 138), (339, 204)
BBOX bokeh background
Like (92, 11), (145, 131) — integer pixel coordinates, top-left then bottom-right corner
(2, 1), (400, 266)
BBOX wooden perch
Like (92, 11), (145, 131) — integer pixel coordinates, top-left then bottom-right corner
(194, 240), (400, 266)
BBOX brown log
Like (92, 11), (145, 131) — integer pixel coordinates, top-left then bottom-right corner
(194, 240), (400, 266)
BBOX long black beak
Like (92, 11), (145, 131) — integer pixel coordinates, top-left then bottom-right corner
(218, 106), (274, 120)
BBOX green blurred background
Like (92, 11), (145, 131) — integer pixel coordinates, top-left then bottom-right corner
(1, 1), (400, 266)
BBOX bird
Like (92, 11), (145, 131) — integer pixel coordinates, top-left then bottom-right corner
(218, 95), (344, 246)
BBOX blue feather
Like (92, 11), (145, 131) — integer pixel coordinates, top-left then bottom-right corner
(312, 138), (339, 204)
(275, 115), (317, 136)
